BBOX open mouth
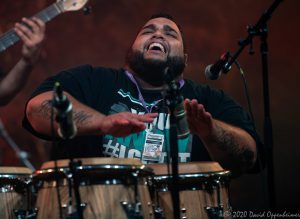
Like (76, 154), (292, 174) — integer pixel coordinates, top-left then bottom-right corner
(147, 42), (166, 53)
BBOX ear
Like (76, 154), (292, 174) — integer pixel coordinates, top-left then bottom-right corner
(184, 53), (188, 66)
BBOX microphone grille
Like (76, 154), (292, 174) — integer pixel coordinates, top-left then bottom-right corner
(204, 64), (218, 80)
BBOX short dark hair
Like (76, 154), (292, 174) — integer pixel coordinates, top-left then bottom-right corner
(149, 13), (187, 52)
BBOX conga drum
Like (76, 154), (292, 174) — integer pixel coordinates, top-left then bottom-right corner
(33, 158), (155, 219)
(148, 162), (231, 219)
(0, 167), (34, 219)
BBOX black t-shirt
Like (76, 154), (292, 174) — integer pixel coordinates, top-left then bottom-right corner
(23, 65), (263, 170)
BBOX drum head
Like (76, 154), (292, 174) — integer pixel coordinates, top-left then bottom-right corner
(148, 162), (230, 189)
(33, 158), (153, 182)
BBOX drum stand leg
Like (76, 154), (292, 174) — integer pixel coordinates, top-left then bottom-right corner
(205, 180), (228, 219)
(63, 174), (87, 219)
(120, 177), (144, 219)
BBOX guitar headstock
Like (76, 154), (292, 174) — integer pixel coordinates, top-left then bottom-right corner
(58, 0), (89, 12)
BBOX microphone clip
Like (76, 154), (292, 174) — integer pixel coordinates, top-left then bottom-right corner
(52, 82), (77, 140)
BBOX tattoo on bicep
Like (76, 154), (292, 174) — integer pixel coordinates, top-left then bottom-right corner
(73, 111), (92, 126)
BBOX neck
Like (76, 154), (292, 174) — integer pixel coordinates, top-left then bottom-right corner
(125, 67), (164, 90)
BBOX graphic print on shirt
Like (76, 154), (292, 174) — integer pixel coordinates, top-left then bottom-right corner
(102, 89), (192, 163)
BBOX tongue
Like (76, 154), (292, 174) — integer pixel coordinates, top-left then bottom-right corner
(149, 46), (162, 52)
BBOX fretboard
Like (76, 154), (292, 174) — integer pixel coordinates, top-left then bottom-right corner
(0, 2), (63, 53)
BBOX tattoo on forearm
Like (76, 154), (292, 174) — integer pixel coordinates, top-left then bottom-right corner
(73, 111), (92, 126)
(35, 100), (93, 126)
(215, 125), (254, 167)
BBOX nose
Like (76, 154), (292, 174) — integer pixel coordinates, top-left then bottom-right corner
(151, 29), (165, 40)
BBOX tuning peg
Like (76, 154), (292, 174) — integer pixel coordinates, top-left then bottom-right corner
(83, 6), (92, 15)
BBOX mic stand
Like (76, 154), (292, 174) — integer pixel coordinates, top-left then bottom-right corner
(0, 118), (35, 170)
(55, 130), (84, 219)
(162, 70), (182, 219)
(67, 157), (84, 219)
(221, 0), (284, 211)
(52, 88), (84, 219)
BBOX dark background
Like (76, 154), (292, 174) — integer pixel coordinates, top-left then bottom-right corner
(0, 0), (299, 212)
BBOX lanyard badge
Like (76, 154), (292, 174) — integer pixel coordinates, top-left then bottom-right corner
(142, 131), (164, 162)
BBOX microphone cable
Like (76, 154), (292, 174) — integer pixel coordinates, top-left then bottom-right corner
(231, 56), (268, 210)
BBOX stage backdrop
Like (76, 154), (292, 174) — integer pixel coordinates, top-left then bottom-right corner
(0, 0), (299, 212)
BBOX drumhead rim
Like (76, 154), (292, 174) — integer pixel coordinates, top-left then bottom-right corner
(33, 164), (153, 177)
(152, 170), (231, 180)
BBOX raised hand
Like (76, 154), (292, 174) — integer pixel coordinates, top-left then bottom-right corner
(14, 17), (45, 65)
(184, 99), (214, 139)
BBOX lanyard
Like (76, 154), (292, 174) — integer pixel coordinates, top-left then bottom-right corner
(125, 70), (185, 113)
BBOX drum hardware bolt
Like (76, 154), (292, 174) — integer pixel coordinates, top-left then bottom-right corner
(61, 204), (67, 209)
(80, 202), (87, 208)
(61, 202), (87, 219)
(181, 217), (187, 219)
(120, 201), (143, 219)
(154, 207), (164, 219)
(61, 202), (87, 216)
(61, 202), (87, 209)
(205, 206), (224, 219)
(14, 208), (38, 219)
(181, 207), (187, 213)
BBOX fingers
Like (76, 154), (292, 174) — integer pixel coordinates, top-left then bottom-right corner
(32, 17), (45, 33)
(14, 17), (45, 46)
(15, 21), (32, 44)
(107, 112), (158, 137)
(125, 113), (157, 129)
(184, 98), (212, 122)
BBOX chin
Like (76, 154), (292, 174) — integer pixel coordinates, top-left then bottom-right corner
(144, 56), (167, 65)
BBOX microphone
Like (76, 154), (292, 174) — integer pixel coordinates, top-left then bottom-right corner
(163, 67), (190, 139)
(205, 52), (231, 80)
(53, 82), (77, 139)
(173, 96), (190, 139)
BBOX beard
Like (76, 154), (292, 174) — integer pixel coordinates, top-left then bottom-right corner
(125, 49), (186, 86)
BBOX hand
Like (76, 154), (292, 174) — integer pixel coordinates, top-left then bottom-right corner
(14, 17), (45, 65)
(99, 112), (158, 137)
(184, 99), (214, 139)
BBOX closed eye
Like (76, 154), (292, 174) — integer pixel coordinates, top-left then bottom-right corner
(141, 30), (154, 35)
(166, 32), (178, 39)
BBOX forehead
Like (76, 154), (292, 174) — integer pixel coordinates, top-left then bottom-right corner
(141, 17), (181, 34)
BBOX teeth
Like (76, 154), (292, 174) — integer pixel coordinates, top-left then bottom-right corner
(148, 42), (165, 53)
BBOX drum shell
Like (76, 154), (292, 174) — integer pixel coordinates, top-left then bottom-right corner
(0, 167), (33, 219)
(33, 158), (155, 219)
(148, 162), (231, 219)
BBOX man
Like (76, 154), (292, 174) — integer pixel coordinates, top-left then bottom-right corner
(0, 17), (45, 105)
(24, 14), (262, 175)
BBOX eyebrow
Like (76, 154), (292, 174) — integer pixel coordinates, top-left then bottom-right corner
(142, 24), (179, 35)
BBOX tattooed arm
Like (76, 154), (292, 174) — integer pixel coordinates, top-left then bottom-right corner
(26, 91), (157, 137)
(185, 99), (257, 175)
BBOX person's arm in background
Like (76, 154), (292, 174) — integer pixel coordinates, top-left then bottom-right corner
(0, 17), (45, 105)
